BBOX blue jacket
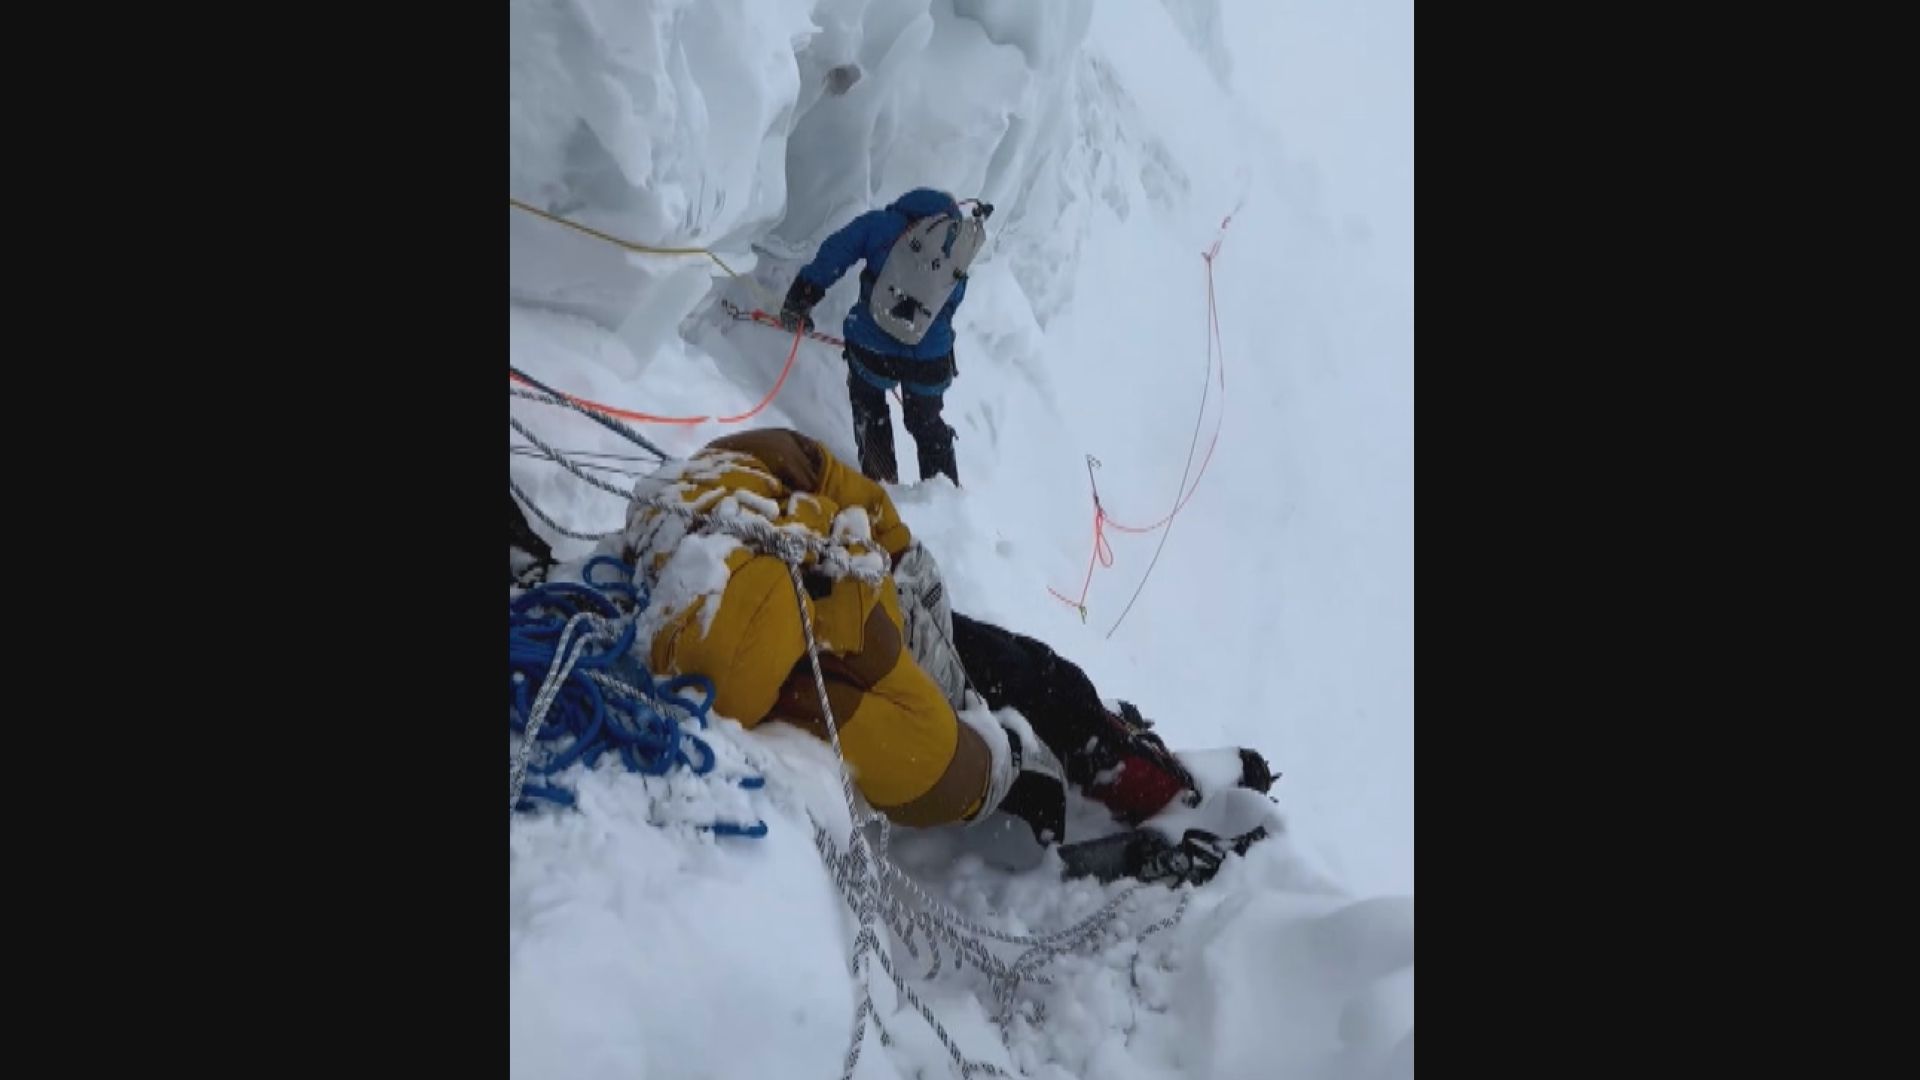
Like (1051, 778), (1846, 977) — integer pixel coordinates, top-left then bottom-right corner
(798, 188), (968, 391)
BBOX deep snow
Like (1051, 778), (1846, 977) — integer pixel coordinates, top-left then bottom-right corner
(510, 1), (1412, 1077)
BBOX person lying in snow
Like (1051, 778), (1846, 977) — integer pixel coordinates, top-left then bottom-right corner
(891, 537), (1275, 828)
(511, 428), (1275, 880)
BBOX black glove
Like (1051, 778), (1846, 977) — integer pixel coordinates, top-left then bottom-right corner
(780, 277), (824, 332)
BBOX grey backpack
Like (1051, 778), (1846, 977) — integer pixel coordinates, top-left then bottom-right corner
(869, 211), (987, 345)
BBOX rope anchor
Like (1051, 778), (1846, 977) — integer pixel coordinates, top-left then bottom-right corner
(1047, 209), (1233, 634)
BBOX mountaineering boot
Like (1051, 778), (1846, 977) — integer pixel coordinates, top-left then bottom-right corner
(901, 390), (959, 485)
(964, 713), (1068, 848)
(996, 725), (1067, 846)
(1072, 700), (1202, 825)
(1072, 701), (1280, 826)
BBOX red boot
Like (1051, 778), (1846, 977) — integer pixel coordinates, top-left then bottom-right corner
(1075, 702), (1200, 825)
(1076, 703), (1279, 826)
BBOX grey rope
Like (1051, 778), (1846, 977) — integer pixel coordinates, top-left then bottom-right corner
(512, 444), (651, 481)
(784, 560), (1010, 1080)
(775, 552), (1187, 1079)
(645, 497), (889, 587)
(510, 427), (892, 583)
(511, 416), (635, 502)
(508, 367), (675, 461)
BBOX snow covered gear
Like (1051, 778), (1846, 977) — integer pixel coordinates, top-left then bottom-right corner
(611, 428), (996, 828)
(509, 557), (769, 837)
(868, 204), (988, 346)
(892, 541), (1274, 838)
(891, 539), (968, 707)
(946, 612), (1216, 826)
(510, 438), (1271, 881)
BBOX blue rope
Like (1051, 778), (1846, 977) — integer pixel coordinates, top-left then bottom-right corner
(511, 555), (767, 837)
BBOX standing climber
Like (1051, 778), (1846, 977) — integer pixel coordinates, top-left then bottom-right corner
(777, 188), (991, 487)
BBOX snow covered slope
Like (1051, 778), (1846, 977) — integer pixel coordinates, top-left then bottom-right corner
(510, 1), (1412, 1076)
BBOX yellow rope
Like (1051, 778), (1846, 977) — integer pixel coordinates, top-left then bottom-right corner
(510, 196), (780, 310)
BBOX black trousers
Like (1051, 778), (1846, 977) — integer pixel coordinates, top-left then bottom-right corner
(846, 349), (958, 486)
(948, 612), (1111, 788)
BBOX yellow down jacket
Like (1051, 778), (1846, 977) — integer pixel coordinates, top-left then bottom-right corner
(618, 428), (989, 827)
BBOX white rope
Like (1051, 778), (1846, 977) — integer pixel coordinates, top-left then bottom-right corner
(776, 555), (1189, 1079)
(510, 612), (619, 812)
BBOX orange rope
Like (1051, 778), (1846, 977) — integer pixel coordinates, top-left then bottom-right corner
(717, 326), (804, 423)
(1100, 255), (1226, 533)
(724, 302), (907, 408)
(509, 325), (803, 427)
(1050, 207), (1235, 615)
(1046, 497), (1117, 620)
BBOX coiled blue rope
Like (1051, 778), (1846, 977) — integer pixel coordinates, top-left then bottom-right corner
(511, 555), (767, 838)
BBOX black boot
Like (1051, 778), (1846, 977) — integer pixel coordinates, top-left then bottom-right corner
(902, 391), (958, 485)
(992, 725), (1067, 847)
